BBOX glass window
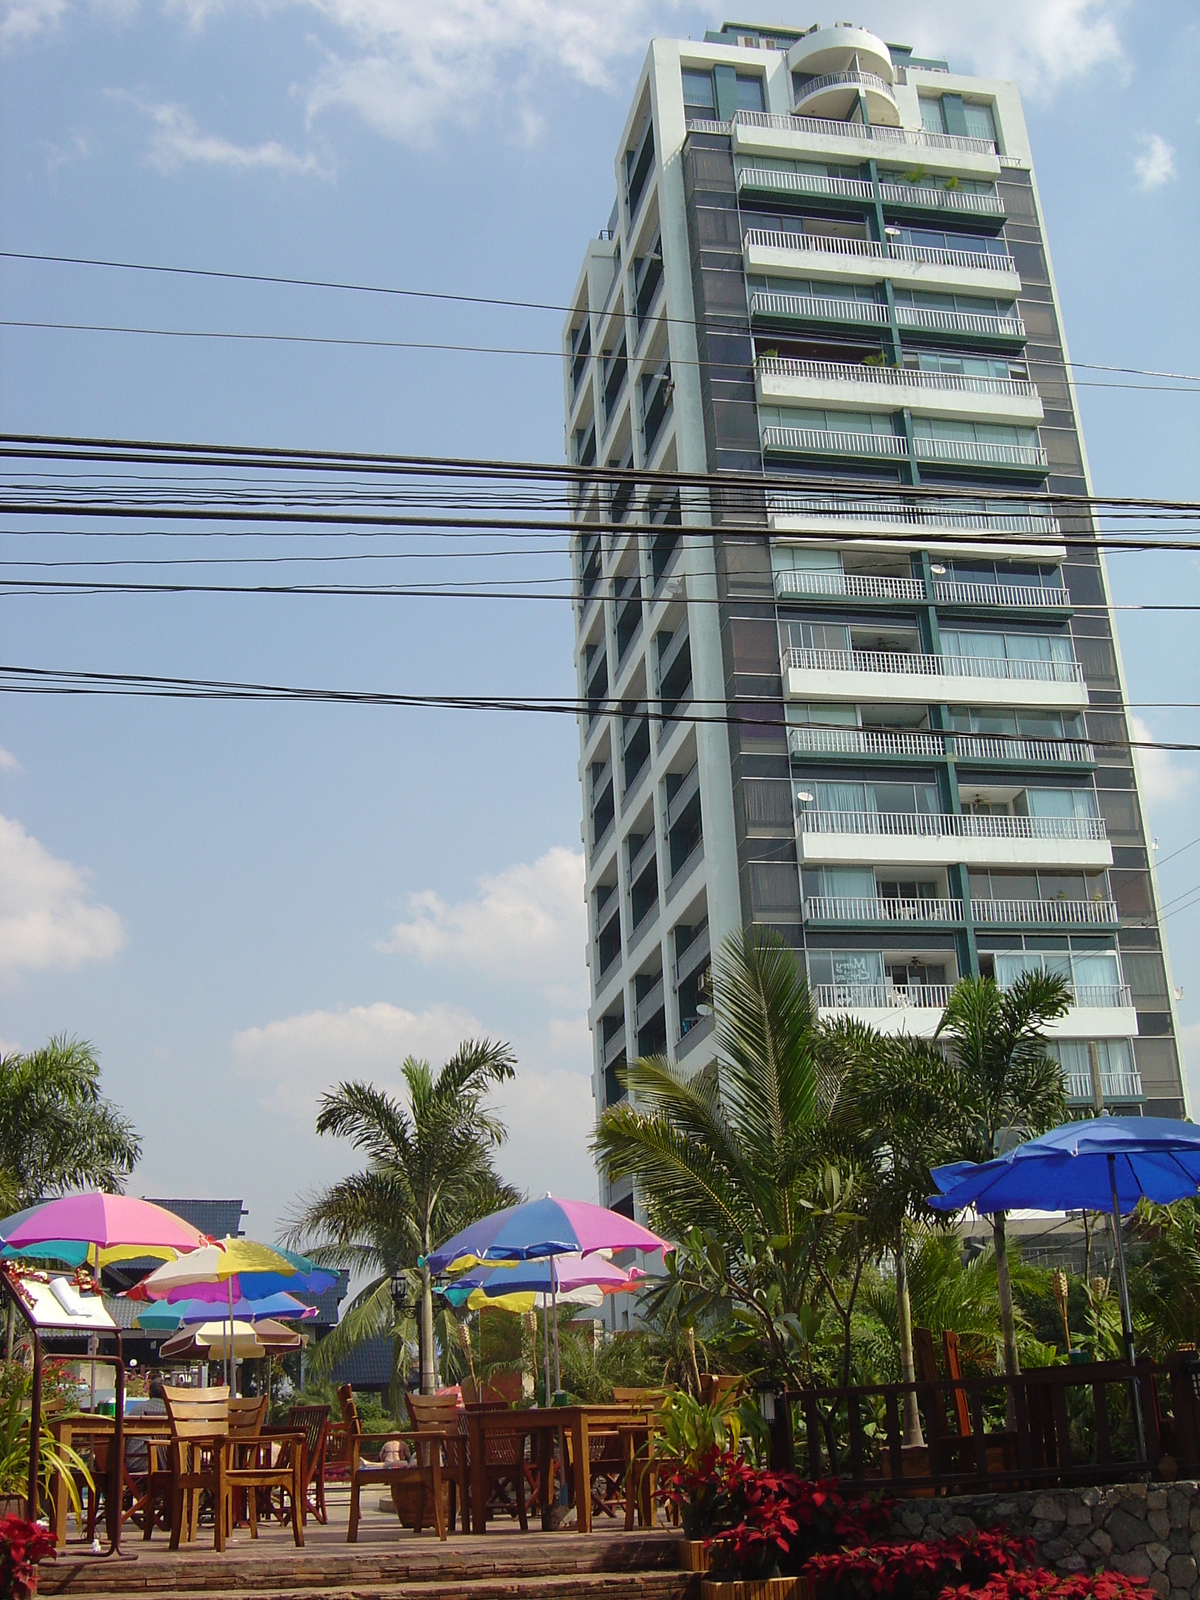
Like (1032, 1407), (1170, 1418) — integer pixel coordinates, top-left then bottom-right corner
(919, 97), (945, 133)
(815, 781), (867, 813)
(962, 101), (997, 143)
(681, 69), (716, 112)
(822, 867), (876, 897)
(735, 74), (766, 112)
(1022, 788), (1098, 819)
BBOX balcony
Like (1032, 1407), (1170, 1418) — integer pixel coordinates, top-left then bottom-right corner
(763, 424), (909, 461)
(756, 355), (1042, 423)
(781, 645), (1087, 710)
(737, 166), (874, 205)
(750, 289), (891, 331)
(731, 109), (998, 164)
(971, 897), (1119, 926)
(766, 491), (1058, 541)
(894, 303), (1025, 342)
(934, 579), (1071, 612)
(774, 569), (925, 602)
(796, 809), (1112, 870)
(813, 982), (954, 1012)
(788, 725), (1095, 768)
(912, 435), (1049, 473)
(743, 227), (1018, 293)
(877, 179), (1005, 220)
(792, 69), (900, 126)
(1063, 1068), (1144, 1105)
(804, 896), (964, 924)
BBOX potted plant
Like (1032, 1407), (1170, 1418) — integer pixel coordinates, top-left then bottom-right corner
(0, 1517), (56, 1600)
(0, 1373), (91, 1524)
(654, 1389), (752, 1569)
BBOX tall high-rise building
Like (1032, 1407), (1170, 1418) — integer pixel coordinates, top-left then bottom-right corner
(564, 21), (1187, 1218)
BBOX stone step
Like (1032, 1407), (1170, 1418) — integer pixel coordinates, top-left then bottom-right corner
(41, 1566), (693, 1600)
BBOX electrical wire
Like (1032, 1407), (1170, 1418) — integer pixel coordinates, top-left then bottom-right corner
(4, 249), (1199, 390)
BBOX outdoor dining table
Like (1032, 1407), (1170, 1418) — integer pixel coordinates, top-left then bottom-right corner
(463, 1403), (656, 1535)
(48, 1413), (172, 1548)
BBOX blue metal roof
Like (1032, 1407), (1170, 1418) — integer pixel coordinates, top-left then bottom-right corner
(144, 1198), (247, 1239)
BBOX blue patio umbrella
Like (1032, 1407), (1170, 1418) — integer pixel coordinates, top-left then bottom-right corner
(136, 1291), (316, 1332)
(930, 1116), (1200, 1463)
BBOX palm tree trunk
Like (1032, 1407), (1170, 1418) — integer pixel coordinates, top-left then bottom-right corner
(992, 1211), (1021, 1428)
(419, 1262), (436, 1395)
(895, 1225), (924, 1448)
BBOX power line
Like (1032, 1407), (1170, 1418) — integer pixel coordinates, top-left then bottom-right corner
(5, 317), (1200, 397)
(5, 248), (1199, 390)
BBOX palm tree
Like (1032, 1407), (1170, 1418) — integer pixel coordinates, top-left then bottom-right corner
(592, 928), (853, 1386)
(0, 1036), (140, 1209)
(934, 973), (1070, 1380)
(288, 1042), (521, 1396)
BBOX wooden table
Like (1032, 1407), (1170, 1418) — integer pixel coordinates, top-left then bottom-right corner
(463, 1405), (655, 1535)
(49, 1414), (171, 1548)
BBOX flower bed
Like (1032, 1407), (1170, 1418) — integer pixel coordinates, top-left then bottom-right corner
(0, 1516), (56, 1600)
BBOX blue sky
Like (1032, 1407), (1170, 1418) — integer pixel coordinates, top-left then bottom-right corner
(1, 0), (1198, 1244)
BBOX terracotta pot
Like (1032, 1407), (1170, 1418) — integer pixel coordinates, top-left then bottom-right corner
(679, 1539), (713, 1572)
(700, 1579), (809, 1600)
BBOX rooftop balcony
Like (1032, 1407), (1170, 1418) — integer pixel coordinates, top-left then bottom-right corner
(748, 289), (1025, 344)
(787, 724), (1096, 768)
(781, 645), (1087, 710)
(766, 491), (1059, 542)
(756, 355), (1043, 424)
(731, 110), (999, 177)
(792, 69), (899, 127)
(796, 808), (1112, 870)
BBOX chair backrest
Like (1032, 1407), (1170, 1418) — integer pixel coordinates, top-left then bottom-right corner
(406, 1393), (460, 1433)
(163, 1385), (230, 1440)
(941, 1330), (972, 1438)
(228, 1396), (267, 1437)
(697, 1374), (744, 1408)
(288, 1405), (331, 1469)
(612, 1385), (669, 1405)
(911, 1327), (940, 1386)
(337, 1384), (362, 1440)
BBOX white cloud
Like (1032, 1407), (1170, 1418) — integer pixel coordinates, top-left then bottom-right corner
(112, 94), (329, 175)
(0, 0), (65, 49)
(1133, 717), (1194, 804)
(382, 847), (586, 997)
(1133, 132), (1176, 191)
(0, 813), (125, 979)
(231, 999), (481, 1120)
(0, 747), (22, 773)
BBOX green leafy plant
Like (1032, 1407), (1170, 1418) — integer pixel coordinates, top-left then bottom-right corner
(0, 1374), (91, 1521)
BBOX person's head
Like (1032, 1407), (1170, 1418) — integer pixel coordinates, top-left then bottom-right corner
(149, 1379), (165, 1400)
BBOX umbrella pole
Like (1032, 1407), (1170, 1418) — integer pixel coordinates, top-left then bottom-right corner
(542, 1299), (551, 1404)
(227, 1277), (234, 1392)
(550, 1256), (561, 1396)
(1108, 1153), (1147, 1466)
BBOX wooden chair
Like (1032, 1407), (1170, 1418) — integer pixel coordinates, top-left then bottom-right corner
(159, 1385), (231, 1551)
(288, 1406), (332, 1524)
(337, 1384), (447, 1543)
(406, 1394), (471, 1533)
(697, 1374), (744, 1408)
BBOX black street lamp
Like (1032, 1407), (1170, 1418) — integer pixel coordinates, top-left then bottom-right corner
(390, 1269), (412, 1317)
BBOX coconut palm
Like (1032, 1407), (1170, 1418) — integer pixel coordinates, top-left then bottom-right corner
(592, 928), (857, 1385)
(288, 1042), (521, 1396)
(0, 1036), (140, 1210)
(934, 973), (1070, 1380)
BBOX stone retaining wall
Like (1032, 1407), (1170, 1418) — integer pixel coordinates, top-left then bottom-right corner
(890, 1482), (1200, 1600)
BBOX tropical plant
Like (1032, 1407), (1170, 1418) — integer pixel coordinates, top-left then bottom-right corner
(0, 1372), (91, 1521)
(934, 974), (1071, 1380)
(593, 929), (859, 1385)
(1128, 1197), (1200, 1356)
(0, 1038), (140, 1211)
(287, 1042), (521, 1397)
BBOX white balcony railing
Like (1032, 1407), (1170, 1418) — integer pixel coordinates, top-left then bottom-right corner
(877, 180), (1005, 216)
(731, 108), (996, 156)
(786, 725), (1096, 766)
(774, 569), (926, 601)
(765, 491), (1059, 538)
(738, 166), (874, 202)
(813, 983), (955, 1010)
(782, 645), (1085, 686)
(914, 437), (1049, 470)
(804, 896), (964, 923)
(797, 810), (1108, 843)
(971, 898), (1120, 926)
(763, 425), (909, 458)
(750, 290), (892, 327)
(935, 580), (1071, 609)
(895, 304), (1026, 340)
(1071, 984), (1134, 1009)
(744, 228), (1016, 277)
(757, 355), (1039, 400)
(793, 69), (897, 106)
(1063, 1069), (1144, 1103)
